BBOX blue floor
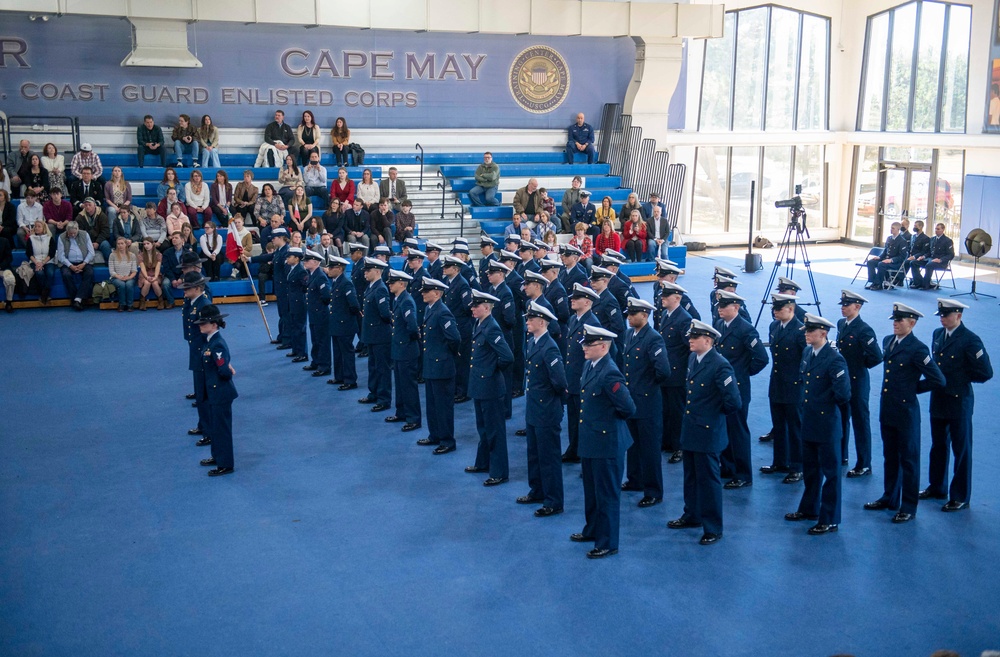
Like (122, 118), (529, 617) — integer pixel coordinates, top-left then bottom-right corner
(2, 248), (999, 657)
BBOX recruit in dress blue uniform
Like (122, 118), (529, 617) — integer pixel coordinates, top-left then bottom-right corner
(562, 283), (602, 463)
(836, 289), (882, 477)
(657, 281), (693, 458)
(387, 269), (423, 431)
(194, 304), (239, 477)
(419, 277), (462, 454)
(324, 255), (361, 389)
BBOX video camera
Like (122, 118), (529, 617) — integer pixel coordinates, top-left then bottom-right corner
(775, 184), (807, 232)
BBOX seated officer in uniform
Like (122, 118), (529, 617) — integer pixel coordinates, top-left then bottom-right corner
(570, 325), (636, 559)
(865, 221), (909, 290)
(324, 255), (360, 390)
(668, 320), (742, 545)
(837, 290), (882, 477)
(785, 314), (851, 535)
(386, 269), (422, 432)
(417, 277), (462, 454)
(920, 299), (993, 511)
(658, 281), (693, 463)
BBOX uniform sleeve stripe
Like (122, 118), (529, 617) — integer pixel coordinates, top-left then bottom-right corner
(976, 349), (984, 359)
(836, 370), (845, 378)
(723, 376), (733, 386)
(923, 355), (931, 365)
(654, 348), (662, 356)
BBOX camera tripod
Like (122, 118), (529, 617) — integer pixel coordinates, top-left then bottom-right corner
(753, 215), (823, 328)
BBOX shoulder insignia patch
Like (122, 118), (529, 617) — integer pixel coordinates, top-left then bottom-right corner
(504, 303), (511, 308)
(444, 320), (452, 328)
(404, 309), (411, 317)
(923, 355), (931, 365)
(379, 297), (387, 303)
(836, 370), (845, 378)
(462, 291), (469, 298)
(723, 376), (733, 386)
(494, 335), (502, 344)
(550, 358), (559, 366)
(867, 338), (874, 344)
(654, 348), (662, 356)
(750, 339), (758, 347)
(610, 309), (617, 316)
(611, 382), (620, 393)
(976, 349), (984, 359)
(557, 297), (565, 304)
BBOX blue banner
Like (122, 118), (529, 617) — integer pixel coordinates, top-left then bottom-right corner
(0, 14), (637, 129)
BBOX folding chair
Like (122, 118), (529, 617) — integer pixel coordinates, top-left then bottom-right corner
(930, 262), (956, 290)
(851, 247), (884, 285)
(883, 263), (907, 290)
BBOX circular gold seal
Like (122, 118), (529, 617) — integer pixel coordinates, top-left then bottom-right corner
(509, 45), (570, 114)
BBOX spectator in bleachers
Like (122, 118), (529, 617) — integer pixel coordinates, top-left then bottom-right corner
(369, 198), (394, 248)
(296, 110), (322, 167)
(138, 237), (164, 309)
(469, 152), (501, 207)
(41, 143), (67, 195)
(641, 192), (666, 220)
(232, 170), (258, 221)
(25, 219), (57, 304)
(16, 191), (43, 247)
(594, 195), (618, 230)
(76, 197), (111, 261)
(278, 155), (303, 205)
(504, 213), (531, 240)
(103, 166), (132, 225)
(161, 232), (193, 308)
(44, 187), (73, 238)
(539, 187), (556, 216)
(69, 166), (103, 213)
(559, 175), (583, 232)
(302, 152), (330, 203)
(0, 166), (9, 196)
(288, 185), (314, 235)
(379, 167), (407, 212)
(330, 117), (350, 167)
(356, 168), (380, 212)
(542, 230), (559, 258)
(159, 188), (197, 227)
(257, 109), (298, 167)
(571, 190), (598, 236)
(184, 169), (212, 228)
(0, 235), (13, 312)
(344, 198), (371, 249)
(323, 199), (345, 251)
(259, 213), (285, 249)
(108, 237), (139, 311)
(165, 201), (192, 238)
(622, 209), (648, 263)
(520, 227), (535, 244)
(394, 199), (416, 244)
(532, 211), (558, 238)
(56, 221), (96, 311)
(304, 216), (325, 250)
(18, 154), (49, 201)
(225, 214), (253, 279)
(253, 184), (285, 229)
(172, 114), (200, 168)
(289, 230), (304, 250)
(136, 115), (168, 168)
(330, 167), (356, 206)
(513, 178), (541, 225)
(0, 191), (15, 243)
(6, 140), (33, 197)
(70, 143), (104, 184)
(110, 200), (141, 254)
(139, 202), (168, 249)
(197, 115), (221, 168)
(619, 192), (644, 222)
(594, 220), (621, 259)
(565, 112), (596, 164)
(316, 232), (339, 262)
(209, 170), (233, 226)
(157, 167), (184, 202)
(180, 223), (198, 251)
(646, 203), (670, 261)
(199, 220), (224, 281)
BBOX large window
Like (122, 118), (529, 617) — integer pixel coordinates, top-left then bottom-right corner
(858, 1), (971, 133)
(699, 5), (830, 132)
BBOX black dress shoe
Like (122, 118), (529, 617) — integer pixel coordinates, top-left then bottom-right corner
(535, 506), (563, 517)
(416, 438), (439, 446)
(637, 496), (662, 508)
(785, 512), (819, 521)
(892, 511), (914, 523)
(808, 524), (838, 535)
(918, 488), (947, 500)
(292, 355), (308, 363)
(208, 467), (234, 477)
(864, 499), (892, 510)
(465, 466), (488, 473)
(511, 390), (524, 398)
(667, 517), (702, 529)
(276, 344), (292, 350)
(569, 533), (595, 542)
(432, 445), (456, 455)
(782, 472), (803, 484)
(483, 477), (508, 487)
(402, 423), (421, 432)
(561, 454), (581, 464)
(516, 495), (544, 504)
(758, 431), (773, 442)
(586, 548), (618, 559)
(514, 428), (527, 436)
(327, 379), (344, 385)
(384, 415), (406, 423)
(312, 370), (330, 377)
(699, 533), (722, 545)
(760, 464), (790, 474)
(195, 437), (212, 447)
(200, 457), (216, 466)
(453, 395), (471, 404)
(371, 403), (390, 412)
(942, 501), (968, 512)
(187, 428), (203, 436)
(621, 482), (643, 492)
(358, 396), (376, 404)
(338, 383), (358, 391)
(185, 393), (196, 400)
(724, 479), (752, 489)
(302, 364), (318, 371)
(847, 466), (871, 478)
(668, 450), (683, 464)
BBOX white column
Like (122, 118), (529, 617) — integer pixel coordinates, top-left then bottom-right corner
(623, 36), (684, 148)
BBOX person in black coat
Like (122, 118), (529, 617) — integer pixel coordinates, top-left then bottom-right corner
(386, 269), (422, 432)
(324, 256), (360, 389)
(863, 303), (945, 523)
(911, 222), (955, 290)
(562, 284), (602, 463)
(762, 294), (806, 483)
(920, 299), (993, 511)
(359, 257), (393, 411)
(865, 221), (909, 290)
(657, 281), (693, 462)
(194, 304), (239, 477)
(786, 314), (852, 534)
(417, 277), (462, 454)
(836, 290), (883, 477)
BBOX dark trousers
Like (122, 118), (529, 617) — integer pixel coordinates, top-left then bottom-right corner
(770, 400), (803, 472)
(367, 342), (392, 405)
(916, 260), (948, 288)
(564, 394), (581, 458)
(512, 327), (525, 393)
(625, 416), (664, 498)
(840, 385), (872, 469)
(202, 255), (222, 281)
(425, 378), (456, 449)
(526, 423), (564, 509)
(60, 264), (94, 302)
(393, 357), (421, 425)
(799, 440), (842, 525)
(288, 307), (308, 356)
(192, 369), (209, 434)
(454, 333), (472, 398)
(137, 144), (167, 168)
(682, 450), (723, 536)
(721, 403), (753, 482)
(474, 396), (508, 479)
(208, 402), (234, 469)
(565, 142), (596, 164)
(276, 288), (289, 345)
(503, 363), (514, 419)
(879, 420), (921, 514)
(309, 322), (331, 370)
(928, 410), (973, 504)
(582, 455), (623, 551)
(661, 386), (684, 452)
(332, 334), (357, 384)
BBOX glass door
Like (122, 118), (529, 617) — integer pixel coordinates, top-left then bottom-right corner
(874, 163), (932, 243)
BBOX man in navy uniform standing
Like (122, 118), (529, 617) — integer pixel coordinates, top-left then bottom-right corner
(709, 274), (752, 324)
(359, 257), (393, 412)
(417, 277), (462, 454)
(478, 236), (499, 289)
(442, 256), (474, 404)
(864, 303), (945, 523)
(540, 259), (570, 358)
(302, 249), (332, 377)
(285, 247), (310, 363)
(668, 320), (742, 545)
(589, 266), (625, 359)
(181, 271), (212, 444)
(620, 297), (671, 507)
(405, 249), (429, 382)
(761, 294), (806, 483)
(518, 302), (567, 517)
(465, 290), (515, 486)
(920, 299), (993, 511)
(251, 227), (289, 348)
(386, 269), (422, 432)
(325, 255), (361, 390)
(597, 250), (636, 314)
(194, 304), (239, 477)
(559, 244), (588, 290)
(348, 243), (370, 357)
(786, 314), (852, 534)
(658, 281), (693, 464)
(486, 260), (517, 419)
(837, 290), (882, 476)
(424, 241), (444, 280)
(570, 325), (636, 559)
(562, 283), (602, 464)
(653, 259), (700, 326)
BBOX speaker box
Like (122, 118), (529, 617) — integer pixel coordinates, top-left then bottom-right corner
(744, 253), (762, 272)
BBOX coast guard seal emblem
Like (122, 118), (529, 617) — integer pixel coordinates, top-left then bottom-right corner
(509, 46), (570, 114)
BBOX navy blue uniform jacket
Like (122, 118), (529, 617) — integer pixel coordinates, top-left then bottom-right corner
(879, 333), (945, 424)
(566, 310), (602, 395)
(925, 324), (993, 418)
(680, 349), (742, 453)
(468, 316), (514, 399)
(714, 316), (769, 402)
(306, 267), (332, 318)
(203, 331), (238, 404)
(559, 263), (588, 291)
(658, 306), (693, 387)
(768, 318), (806, 404)
(328, 274), (360, 337)
(836, 316), (882, 393)
(622, 324), (670, 418)
(799, 343), (852, 441)
(391, 291), (420, 361)
(444, 274), (473, 335)
(579, 355), (636, 458)
(422, 300), (461, 379)
(525, 333), (567, 427)
(362, 279), (392, 344)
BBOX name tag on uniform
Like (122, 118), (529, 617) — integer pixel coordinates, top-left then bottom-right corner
(723, 376), (733, 386)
